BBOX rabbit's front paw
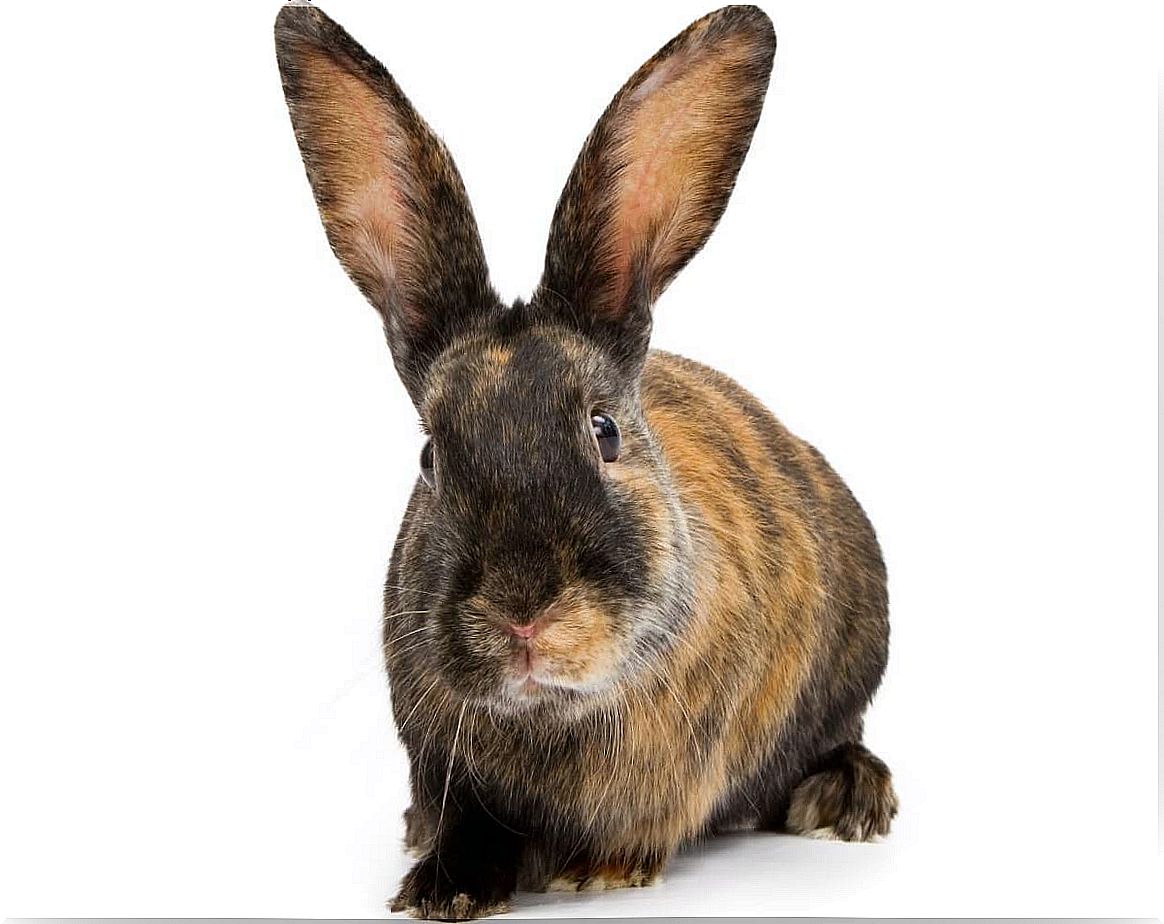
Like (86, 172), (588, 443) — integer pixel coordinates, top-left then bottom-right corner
(390, 852), (512, 921)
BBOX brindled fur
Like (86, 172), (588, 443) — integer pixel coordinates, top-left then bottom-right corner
(275, 3), (895, 920)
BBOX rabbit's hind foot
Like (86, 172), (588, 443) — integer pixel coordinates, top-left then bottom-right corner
(785, 742), (898, 842)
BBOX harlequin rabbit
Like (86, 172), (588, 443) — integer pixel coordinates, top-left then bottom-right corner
(275, 2), (895, 919)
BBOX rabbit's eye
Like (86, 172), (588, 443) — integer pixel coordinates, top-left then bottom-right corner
(419, 439), (436, 488)
(591, 413), (621, 463)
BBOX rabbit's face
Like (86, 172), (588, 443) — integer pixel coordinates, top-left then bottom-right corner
(410, 322), (689, 710)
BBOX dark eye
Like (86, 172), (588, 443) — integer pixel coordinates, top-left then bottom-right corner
(419, 438), (436, 488)
(591, 412), (621, 463)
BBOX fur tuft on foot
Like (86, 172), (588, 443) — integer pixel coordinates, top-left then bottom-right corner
(786, 742), (898, 842)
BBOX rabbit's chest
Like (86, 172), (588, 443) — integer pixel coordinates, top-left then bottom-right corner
(483, 708), (733, 854)
(574, 728), (729, 847)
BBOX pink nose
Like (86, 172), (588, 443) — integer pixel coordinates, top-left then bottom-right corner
(506, 621), (540, 640)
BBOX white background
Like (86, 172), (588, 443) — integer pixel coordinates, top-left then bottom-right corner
(0, 0), (1159, 918)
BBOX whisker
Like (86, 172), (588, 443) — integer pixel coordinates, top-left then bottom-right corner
(388, 624), (430, 645)
(384, 583), (442, 597)
(396, 678), (441, 735)
(381, 608), (431, 623)
(387, 639), (433, 663)
(433, 701), (468, 880)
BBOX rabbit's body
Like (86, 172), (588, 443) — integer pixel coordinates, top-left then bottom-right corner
(276, 3), (895, 918)
(383, 345), (891, 892)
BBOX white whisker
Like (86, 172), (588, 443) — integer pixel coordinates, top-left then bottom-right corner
(397, 678), (441, 735)
(433, 701), (468, 877)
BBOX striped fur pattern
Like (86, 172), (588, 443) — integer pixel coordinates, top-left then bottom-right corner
(275, 3), (894, 920)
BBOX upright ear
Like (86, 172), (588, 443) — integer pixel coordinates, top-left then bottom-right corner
(275, 3), (498, 401)
(535, 6), (775, 369)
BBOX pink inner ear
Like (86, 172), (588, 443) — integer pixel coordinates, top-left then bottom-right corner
(604, 28), (764, 315)
(628, 52), (684, 104)
(345, 172), (421, 324)
(294, 44), (420, 323)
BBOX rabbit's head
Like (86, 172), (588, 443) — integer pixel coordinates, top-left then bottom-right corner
(276, 3), (775, 710)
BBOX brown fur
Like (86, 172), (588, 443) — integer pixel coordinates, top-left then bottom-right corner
(275, 4), (894, 920)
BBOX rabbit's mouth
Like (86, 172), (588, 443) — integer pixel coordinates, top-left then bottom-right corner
(501, 597), (625, 702)
(502, 646), (619, 702)
(447, 583), (631, 707)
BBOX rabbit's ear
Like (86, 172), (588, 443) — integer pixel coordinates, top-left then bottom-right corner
(536, 6), (775, 368)
(275, 4), (498, 400)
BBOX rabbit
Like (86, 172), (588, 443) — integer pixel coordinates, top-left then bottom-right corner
(275, 2), (896, 919)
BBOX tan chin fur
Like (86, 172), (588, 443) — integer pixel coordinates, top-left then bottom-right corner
(532, 585), (621, 688)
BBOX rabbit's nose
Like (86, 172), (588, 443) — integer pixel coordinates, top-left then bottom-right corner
(502, 602), (563, 640)
(506, 622), (540, 640)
